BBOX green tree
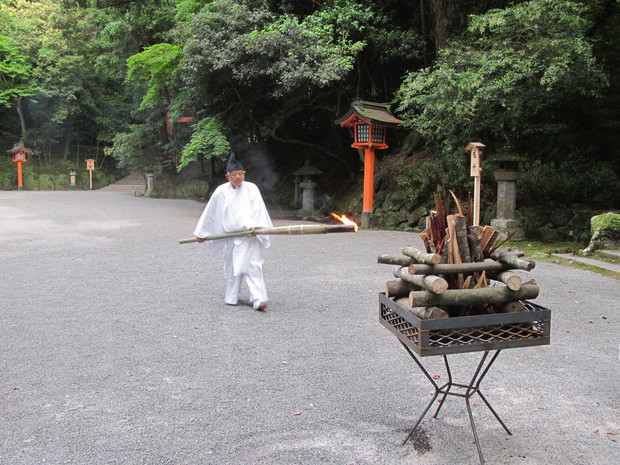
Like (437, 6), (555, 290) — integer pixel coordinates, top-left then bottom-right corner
(0, 0), (60, 141)
(0, 34), (39, 138)
(127, 43), (181, 110)
(397, 0), (608, 155)
(396, 0), (618, 208)
(177, 0), (423, 173)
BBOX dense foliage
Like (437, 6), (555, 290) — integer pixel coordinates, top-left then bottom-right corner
(0, 0), (618, 237)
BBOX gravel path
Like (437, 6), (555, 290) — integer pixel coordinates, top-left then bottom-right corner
(1, 191), (618, 465)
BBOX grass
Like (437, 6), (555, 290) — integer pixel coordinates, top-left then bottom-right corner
(505, 240), (620, 279)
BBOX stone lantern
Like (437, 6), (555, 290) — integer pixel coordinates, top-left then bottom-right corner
(490, 147), (525, 240)
(293, 160), (323, 215)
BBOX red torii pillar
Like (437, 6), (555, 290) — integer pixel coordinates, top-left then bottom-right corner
(335, 100), (403, 228)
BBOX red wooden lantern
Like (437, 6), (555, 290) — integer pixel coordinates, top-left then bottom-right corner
(335, 99), (402, 227)
(8, 142), (30, 190)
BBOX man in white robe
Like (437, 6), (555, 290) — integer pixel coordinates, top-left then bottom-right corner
(193, 151), (273, 310)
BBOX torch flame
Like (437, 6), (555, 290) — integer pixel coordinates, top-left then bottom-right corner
(330, 212), (359, 232)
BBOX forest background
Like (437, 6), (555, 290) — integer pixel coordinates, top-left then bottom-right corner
(1, 0), (618, 242)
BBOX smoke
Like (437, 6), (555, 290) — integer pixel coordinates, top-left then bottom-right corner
(233, 140), (278, 193)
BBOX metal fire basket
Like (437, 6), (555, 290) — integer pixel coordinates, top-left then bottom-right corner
(379, 292), (551, 464)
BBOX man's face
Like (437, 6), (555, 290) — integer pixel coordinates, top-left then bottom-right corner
(226, 170), (245, 189)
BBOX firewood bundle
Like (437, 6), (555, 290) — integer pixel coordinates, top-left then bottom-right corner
(378, 191), (537, 319)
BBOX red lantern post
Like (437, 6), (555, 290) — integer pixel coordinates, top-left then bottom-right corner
(335, 100), (402, 228)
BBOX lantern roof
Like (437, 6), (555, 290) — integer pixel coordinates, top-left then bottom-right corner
(488, 146), (526, 163)
(334, 99), (403, 128)
(7, 141), (31, 154)
(293, 160), (323, 177)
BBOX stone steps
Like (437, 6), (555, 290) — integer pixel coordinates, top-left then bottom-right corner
(102, 172), (145, 195)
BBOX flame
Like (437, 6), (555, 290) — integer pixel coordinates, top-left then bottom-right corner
(330, 212), (359, 232)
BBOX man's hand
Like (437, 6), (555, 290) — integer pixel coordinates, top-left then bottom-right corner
(248, 227), (256, 237)
(195, 236), (206, 243)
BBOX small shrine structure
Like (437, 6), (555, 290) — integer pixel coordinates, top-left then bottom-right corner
(335, 99), (403, 228)
(8, 142), (30, 190)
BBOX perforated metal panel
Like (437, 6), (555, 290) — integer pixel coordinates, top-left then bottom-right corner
(379, 293), (551, 356)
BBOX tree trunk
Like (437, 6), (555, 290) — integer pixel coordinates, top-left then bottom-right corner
(13, 96), (26, 139)
(431, 0), (465, 53)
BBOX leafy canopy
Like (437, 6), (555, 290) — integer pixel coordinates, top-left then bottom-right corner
(127, 43), (182, 110)
(0, 34), (39, 106)
(396, 0), (608, 157)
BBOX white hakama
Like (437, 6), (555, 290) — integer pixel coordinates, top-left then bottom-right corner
(194, 181), (272, 307)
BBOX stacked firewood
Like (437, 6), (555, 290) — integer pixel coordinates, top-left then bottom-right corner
(378, 191), (537, 319)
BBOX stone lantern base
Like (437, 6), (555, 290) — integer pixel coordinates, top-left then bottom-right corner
(490, 218), (525, 241)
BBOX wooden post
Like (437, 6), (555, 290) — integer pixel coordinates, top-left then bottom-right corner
(362, 147), (375, 228)
(86, 158), (95, 190)
(466, 142), (485, 226)
(16, 161), (24, 190)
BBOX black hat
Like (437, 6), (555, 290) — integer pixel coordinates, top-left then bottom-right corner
(226, 150), (244, 173)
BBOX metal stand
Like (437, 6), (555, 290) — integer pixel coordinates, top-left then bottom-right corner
(400, 344), (511, 465)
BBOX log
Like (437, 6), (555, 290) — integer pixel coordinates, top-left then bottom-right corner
(491, 247), (525, 258)
(378, 254), (414, 266)
(394, 298), (449, 319)
(468, 225), (484, 262)
(408, 284), (539, 308)
(493, 253), (535, 271)
(420, 231), (435, 254)
(455, 215), (471, 263)
(407, 260), (507, 275)
(439, 238), (449, 264)
(411, 306), (450, 319)
(401, 246), (441, 265)
(488, 270), (522, 291)
(481, 226), (499, 254)
(446, 215), (461, 265)
(393, 267), (449, 294)
(385, 279), (417, 299)
(495, 301), (526, 313)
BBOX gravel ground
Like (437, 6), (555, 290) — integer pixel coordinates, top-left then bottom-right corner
(1, 190), (618, 465)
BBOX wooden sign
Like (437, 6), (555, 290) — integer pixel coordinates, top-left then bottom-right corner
(466, 142), (485, 226)
(86, 159), (95, 170)
(467, 142), (484, 176)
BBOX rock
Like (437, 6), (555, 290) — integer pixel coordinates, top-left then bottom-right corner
(582, 212), (620, 255)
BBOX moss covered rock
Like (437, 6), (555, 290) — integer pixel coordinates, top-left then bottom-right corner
(582, 212), (620, 255)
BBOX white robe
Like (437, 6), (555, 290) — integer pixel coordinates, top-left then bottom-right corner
(193, 181), (273, 306)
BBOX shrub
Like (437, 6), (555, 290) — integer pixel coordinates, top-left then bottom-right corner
(177, 180), (210, 199)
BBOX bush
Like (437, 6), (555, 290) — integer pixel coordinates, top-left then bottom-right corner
(0, 158), (15, 189)
(177, 180), (210, 199)
(518, 160), (620, 208)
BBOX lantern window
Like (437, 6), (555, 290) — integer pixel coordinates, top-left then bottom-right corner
(356, 124), (369, 144)
(372, 126), (385, 144)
